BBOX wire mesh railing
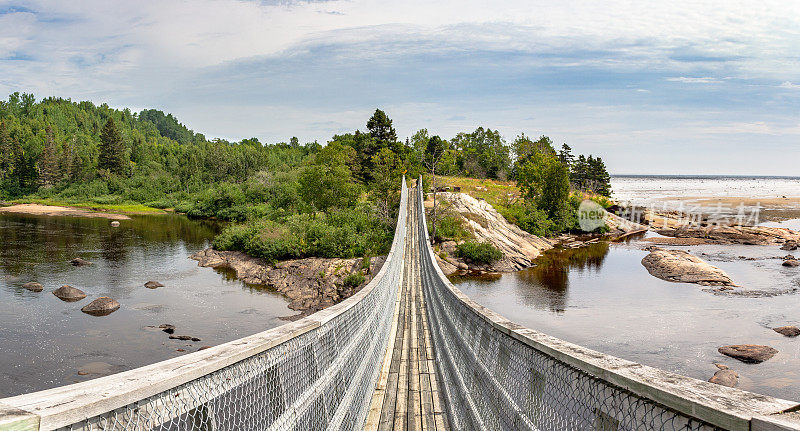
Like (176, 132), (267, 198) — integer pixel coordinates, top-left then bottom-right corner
(0, 177), (407, 431)
(413, 178), (800, 431)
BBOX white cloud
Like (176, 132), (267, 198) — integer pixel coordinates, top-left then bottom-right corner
(665, 77), (721, 84)
(779, 81), (800, 89)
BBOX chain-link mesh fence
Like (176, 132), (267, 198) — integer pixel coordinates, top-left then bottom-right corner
(414, 183), (727, 431)
(52, 178), (408, 431)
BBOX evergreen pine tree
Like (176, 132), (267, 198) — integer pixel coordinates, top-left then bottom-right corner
(558, 143), (574, 168)
(0, 121), (12, 181)
(38, 126), (59, 187)
(98, 118), (127, 175)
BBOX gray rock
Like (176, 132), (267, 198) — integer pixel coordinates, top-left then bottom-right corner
(81, 297), (120, 316)
(773, 326), (800, 337)
(780, 240), (798, 251)
(641, 247), (735, 286)
(70, 257), (92, 266)
(708, 369), (738, 387)
(159, 324), (175, 334)
(52, 285), (87, 302)
(782, 259), (800, 267)
(718, 344), (778, 363)
(169, 335), (201, 342)
(144, 281), (164, 289)
(22, 282), (43, 292)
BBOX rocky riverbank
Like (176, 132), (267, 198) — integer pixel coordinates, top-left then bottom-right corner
(426, 192), (554, 275)
(190, 248), (385, 318)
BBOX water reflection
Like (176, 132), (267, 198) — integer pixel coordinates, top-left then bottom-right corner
(0, 213), (290, 396)
(514, 242), (610, 312)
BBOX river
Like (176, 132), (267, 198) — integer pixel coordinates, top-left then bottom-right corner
(0, 212), (291, 396)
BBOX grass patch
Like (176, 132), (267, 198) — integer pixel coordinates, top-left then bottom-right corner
(434, 175), (520, 209)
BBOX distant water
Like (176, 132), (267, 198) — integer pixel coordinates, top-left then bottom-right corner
(611, 175), (800, 220)
(612, 175), (800, 202)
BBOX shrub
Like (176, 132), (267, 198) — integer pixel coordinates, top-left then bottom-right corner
(455, 241), (503, 264)
(500, 203), (555, 237)
(432, 215), (471, 242)
(342, 272), (365, 288)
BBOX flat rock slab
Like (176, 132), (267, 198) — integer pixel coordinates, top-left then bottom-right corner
(773, 326), (800, 337)
(52, 285), (87, 302)
(144, 281), (164, 289)
(718, 344), (778, 363)
(22, 282), (43, 292)
(81, 297), (120, 316)
(641, 247), (734, 286)
(709, 369), (738, 387)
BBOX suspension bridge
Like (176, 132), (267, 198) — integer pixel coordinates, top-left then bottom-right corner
(1, 177), (799, 431)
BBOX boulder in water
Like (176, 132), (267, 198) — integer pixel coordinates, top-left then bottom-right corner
(782, 259), (800, 267)
(144, 281), (164, 289)
(708, 368), (738, 387)
(773, 326), (800, 337)
(110, 221), (120, 227)
(718, 344), (777, 363)
(71, 257), (92, 266)
(22, 282), (43, 292)
(53, 285), (87, 302)
(81, 297), (120, 316)
(159, 324), (175, 334)
(641, 247), (734, 286)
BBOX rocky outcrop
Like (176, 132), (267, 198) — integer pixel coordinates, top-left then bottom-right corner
(190, 248), (385, 314)
(52, 285), (87, 302)
(22, 282), (43, 292)
(81, 297), (120, 316)
(708, 364), (738, 387)
(431, 192), (553, 273)
(718, 344), (778, 363)
(773, 326), (800, 337)
(647, 217), (800, 246)
(781, 240), (798, 251)
(641, 247), (735, 287)
(144, 281), (164, 289)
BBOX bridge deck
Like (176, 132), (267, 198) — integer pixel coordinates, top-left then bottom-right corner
(365, 187), (448, 431)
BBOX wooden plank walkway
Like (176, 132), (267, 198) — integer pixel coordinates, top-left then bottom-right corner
(365, 187), (449, 431)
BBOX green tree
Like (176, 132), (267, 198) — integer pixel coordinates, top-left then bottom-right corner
(298, 141), (361, 212)
(366, 108), (397, 149)
(37, 126), (59, 187)
(517, 152), (571, 228)
(98, 118), (127, 175)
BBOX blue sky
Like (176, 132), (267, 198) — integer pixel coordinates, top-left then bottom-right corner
(1, 0), (799, 175)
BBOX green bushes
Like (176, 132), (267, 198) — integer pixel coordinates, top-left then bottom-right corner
(455, 241), (503, 264)
(431, 215), (471, 242)
(213, 206), (392, 263)
(342, 273), (365, 288)
(500, 202), (556, 237)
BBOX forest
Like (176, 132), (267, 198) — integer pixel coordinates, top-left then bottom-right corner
(0, 93), (612, 261)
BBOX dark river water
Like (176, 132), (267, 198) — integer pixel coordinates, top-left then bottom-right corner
(0, 213), (291, 397)
(452, 236), (800, 400)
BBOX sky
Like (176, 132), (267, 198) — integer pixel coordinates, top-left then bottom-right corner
(0, 0), (799, 175)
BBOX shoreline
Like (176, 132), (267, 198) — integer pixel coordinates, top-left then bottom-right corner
(0, 203), (133, 220)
